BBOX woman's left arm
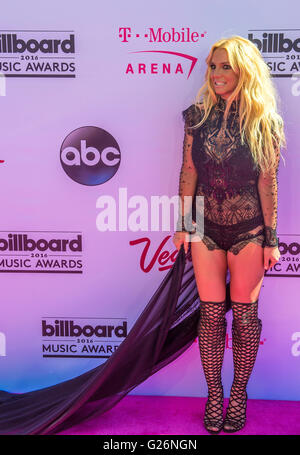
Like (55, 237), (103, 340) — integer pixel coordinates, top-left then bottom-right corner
(257, 140), (281, 270)
(258, 139), (280, 270)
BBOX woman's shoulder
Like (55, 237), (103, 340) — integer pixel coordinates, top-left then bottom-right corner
(182, 102), (204, 126)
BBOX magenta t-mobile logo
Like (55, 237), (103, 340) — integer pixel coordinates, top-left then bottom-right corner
(60, 126), (121, 185)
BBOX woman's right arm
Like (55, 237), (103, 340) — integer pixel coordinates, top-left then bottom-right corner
(173, 113), (198, 253)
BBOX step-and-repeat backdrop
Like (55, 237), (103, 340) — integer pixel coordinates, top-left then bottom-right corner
(0, 0), (299, 401)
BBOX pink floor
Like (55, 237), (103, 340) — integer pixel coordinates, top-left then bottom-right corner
(57, 395), (300, 435)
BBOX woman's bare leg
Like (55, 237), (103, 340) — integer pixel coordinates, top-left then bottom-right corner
(228, 242), (265, 303)
(191, 239), (228, 302)
(191, 239), (228, 432)
(224, 242), (265, 431)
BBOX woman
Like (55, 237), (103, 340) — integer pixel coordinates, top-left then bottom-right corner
(173, 35), (285, 434)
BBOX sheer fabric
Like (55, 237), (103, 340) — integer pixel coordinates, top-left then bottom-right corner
(0, 245), (231, 435)
(178, 96), (280, 253)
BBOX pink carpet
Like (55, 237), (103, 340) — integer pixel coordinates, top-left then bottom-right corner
(56, 395), (300, 435)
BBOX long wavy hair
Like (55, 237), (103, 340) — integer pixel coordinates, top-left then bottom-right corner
(191, 35), (286, 173)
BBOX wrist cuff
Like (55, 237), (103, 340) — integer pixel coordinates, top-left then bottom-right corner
(176, 215), (196, 234)
(263, 226), (278, 247)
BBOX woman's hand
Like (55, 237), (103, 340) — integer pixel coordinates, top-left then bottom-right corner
(172, 231), (190, 254)
(264, 246), (280, 271)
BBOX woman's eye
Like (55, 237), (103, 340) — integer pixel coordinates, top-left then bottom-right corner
(210, 64), (231, 70)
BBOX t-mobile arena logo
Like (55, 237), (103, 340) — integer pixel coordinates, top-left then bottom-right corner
(60, 126), (121, 185)
(0, 332), (6, 356)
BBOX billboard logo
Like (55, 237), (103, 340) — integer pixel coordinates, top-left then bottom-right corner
(248, 33), (300, 53)
(266, 235), (300, 277)
(42, 320), (127, 338)
(0, 33), (74, 54)
(0, 233), (82, 252)
(0, 231), (83, 273)
(41, 317), (127, 358)
(60, 126), (121, 186)
(0, 30), (76, 77)
(248, 30), (300, 77)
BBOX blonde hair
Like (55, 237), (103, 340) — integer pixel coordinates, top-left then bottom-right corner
(192, 35), (286, 173)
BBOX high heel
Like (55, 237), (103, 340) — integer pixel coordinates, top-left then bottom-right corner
(197, 300), (227, 435)
(203, 386), (224, 434)
(223, 390), (248, 432)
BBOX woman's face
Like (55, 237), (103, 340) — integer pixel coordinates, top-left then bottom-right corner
(209, 48), (239, 100)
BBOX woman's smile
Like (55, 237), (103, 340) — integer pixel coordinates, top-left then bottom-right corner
(210, 48), (239, 99)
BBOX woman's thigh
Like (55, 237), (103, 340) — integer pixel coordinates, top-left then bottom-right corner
(191, 238), (228, 302)
(227, 242), (265, 303)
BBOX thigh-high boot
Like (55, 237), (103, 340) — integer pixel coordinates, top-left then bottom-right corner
(223, 300), (262, 432)
(197, 300), (227, 433)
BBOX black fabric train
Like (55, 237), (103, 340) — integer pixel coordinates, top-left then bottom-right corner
(0, 245), (231, 435)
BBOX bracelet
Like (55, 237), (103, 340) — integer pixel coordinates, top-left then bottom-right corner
(263, 226), (278, 247)
(175, 215), (196, 234)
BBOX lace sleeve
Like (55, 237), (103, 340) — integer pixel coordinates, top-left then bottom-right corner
(258, 133), (281, 247)
(175, 105), (198, 233)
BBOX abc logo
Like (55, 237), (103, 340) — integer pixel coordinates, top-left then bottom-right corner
(60, 126), (121, 185)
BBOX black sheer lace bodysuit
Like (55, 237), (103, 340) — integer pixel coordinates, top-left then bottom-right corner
(177, 95), (280, 255)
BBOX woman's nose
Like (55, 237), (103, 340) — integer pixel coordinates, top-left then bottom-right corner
(214, 67), (223, 76)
